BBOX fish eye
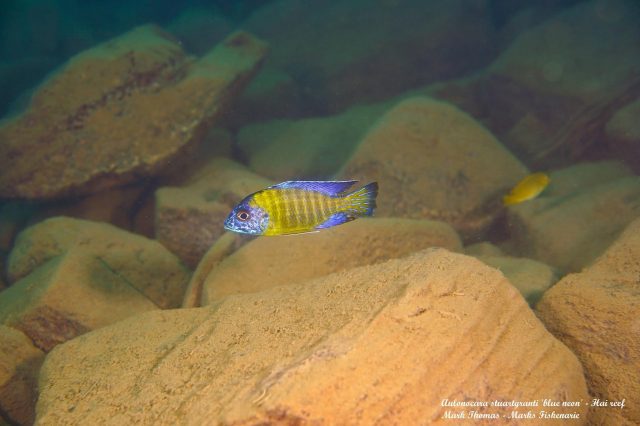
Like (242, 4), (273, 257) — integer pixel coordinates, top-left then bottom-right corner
(236, 210), (250, 221)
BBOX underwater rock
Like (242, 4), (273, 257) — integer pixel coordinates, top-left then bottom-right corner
(155, 158), (273, 268)
(238, 0), (496, 122)
(536, 218), (640, 425)
(605, 99), (640, 173)
(35, 249), (588, 424)
(237, 102), (390, 180)
(7, 217), (190, 308)
(433, 0), (640, 169)
(507, 170), (640, 272)
(201, 217), (462, 305)
(0, 325), (43, 425)
(339, 97), (528, 239)
(474, 255), (557, 306)
(0, 251), (158, 352)
(0, 25), (267, 200)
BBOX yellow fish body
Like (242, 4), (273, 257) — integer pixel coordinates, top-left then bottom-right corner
(224, 180), (378, 236)
(503, 172), (550, 206)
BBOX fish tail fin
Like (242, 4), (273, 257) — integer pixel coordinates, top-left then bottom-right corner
(343, 182), (378, 217)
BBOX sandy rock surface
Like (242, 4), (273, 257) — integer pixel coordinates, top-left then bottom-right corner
(0, 250), (158, 352)
(339, 97), (528, 239)
(507, 175), (640, 272)
(0, 25), (267, 199)
(237, 103), (390, 180)
(0, 325), (43, 425)
(536, 218), (640, 425)
(36, 249), (587, 425)
(7, 217), (190, 308)
(201, 217), (462, 304)
(155, 158), (272, 268)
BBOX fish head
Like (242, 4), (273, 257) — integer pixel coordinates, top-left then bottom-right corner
(224, 198), (269, 235)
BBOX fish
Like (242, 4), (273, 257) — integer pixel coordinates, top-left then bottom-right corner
(224, 180), (378, 236)
(503, 172), (550, 206)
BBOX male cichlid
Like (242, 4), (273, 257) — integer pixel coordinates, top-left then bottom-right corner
(224, 180), (378, 236)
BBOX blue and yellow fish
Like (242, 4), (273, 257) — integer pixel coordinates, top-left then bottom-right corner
(224, 180), (378, 236)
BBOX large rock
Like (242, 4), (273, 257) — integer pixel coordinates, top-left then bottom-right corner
(7, 217), (190, 308)
(536, 218), (640, 425)
(433, 0), (640, 169)
(202, 217), (462, 304)
(507, 171), (640, 272)
(235, 0), (497, 123)
(0, 325), (44, 425)
(0, 251), (158, 352)
(155, 158), (273, 268)
(36, 249), (588, 424)
(0, 25), (267, 199)
(339, 97), (528, 239)
(237, 102), (389, 180)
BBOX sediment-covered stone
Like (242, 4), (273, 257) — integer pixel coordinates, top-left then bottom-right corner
(339, 97), (528, 239)
(536, 218), (640, 425)
(7, 217), (190, 308)
(36, 249), (587, 425)
(0, 251), (158, 352)
(202, 217), (462, 304)
(0, 25), (267, 199)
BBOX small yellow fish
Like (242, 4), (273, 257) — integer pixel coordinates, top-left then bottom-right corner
(503, 172), (550, 206)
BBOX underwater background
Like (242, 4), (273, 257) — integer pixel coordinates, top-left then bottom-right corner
(0, 0), (639, 424)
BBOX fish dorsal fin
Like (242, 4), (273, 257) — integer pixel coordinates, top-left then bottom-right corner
(269, 180), (357, 196)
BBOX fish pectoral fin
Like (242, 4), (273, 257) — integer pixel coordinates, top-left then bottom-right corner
(316, 212), (353, 230)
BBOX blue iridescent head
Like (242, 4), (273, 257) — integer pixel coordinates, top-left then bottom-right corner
(223, 199), (269, 235)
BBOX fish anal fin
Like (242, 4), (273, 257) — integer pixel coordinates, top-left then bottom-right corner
(316, 212), (352, 229)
